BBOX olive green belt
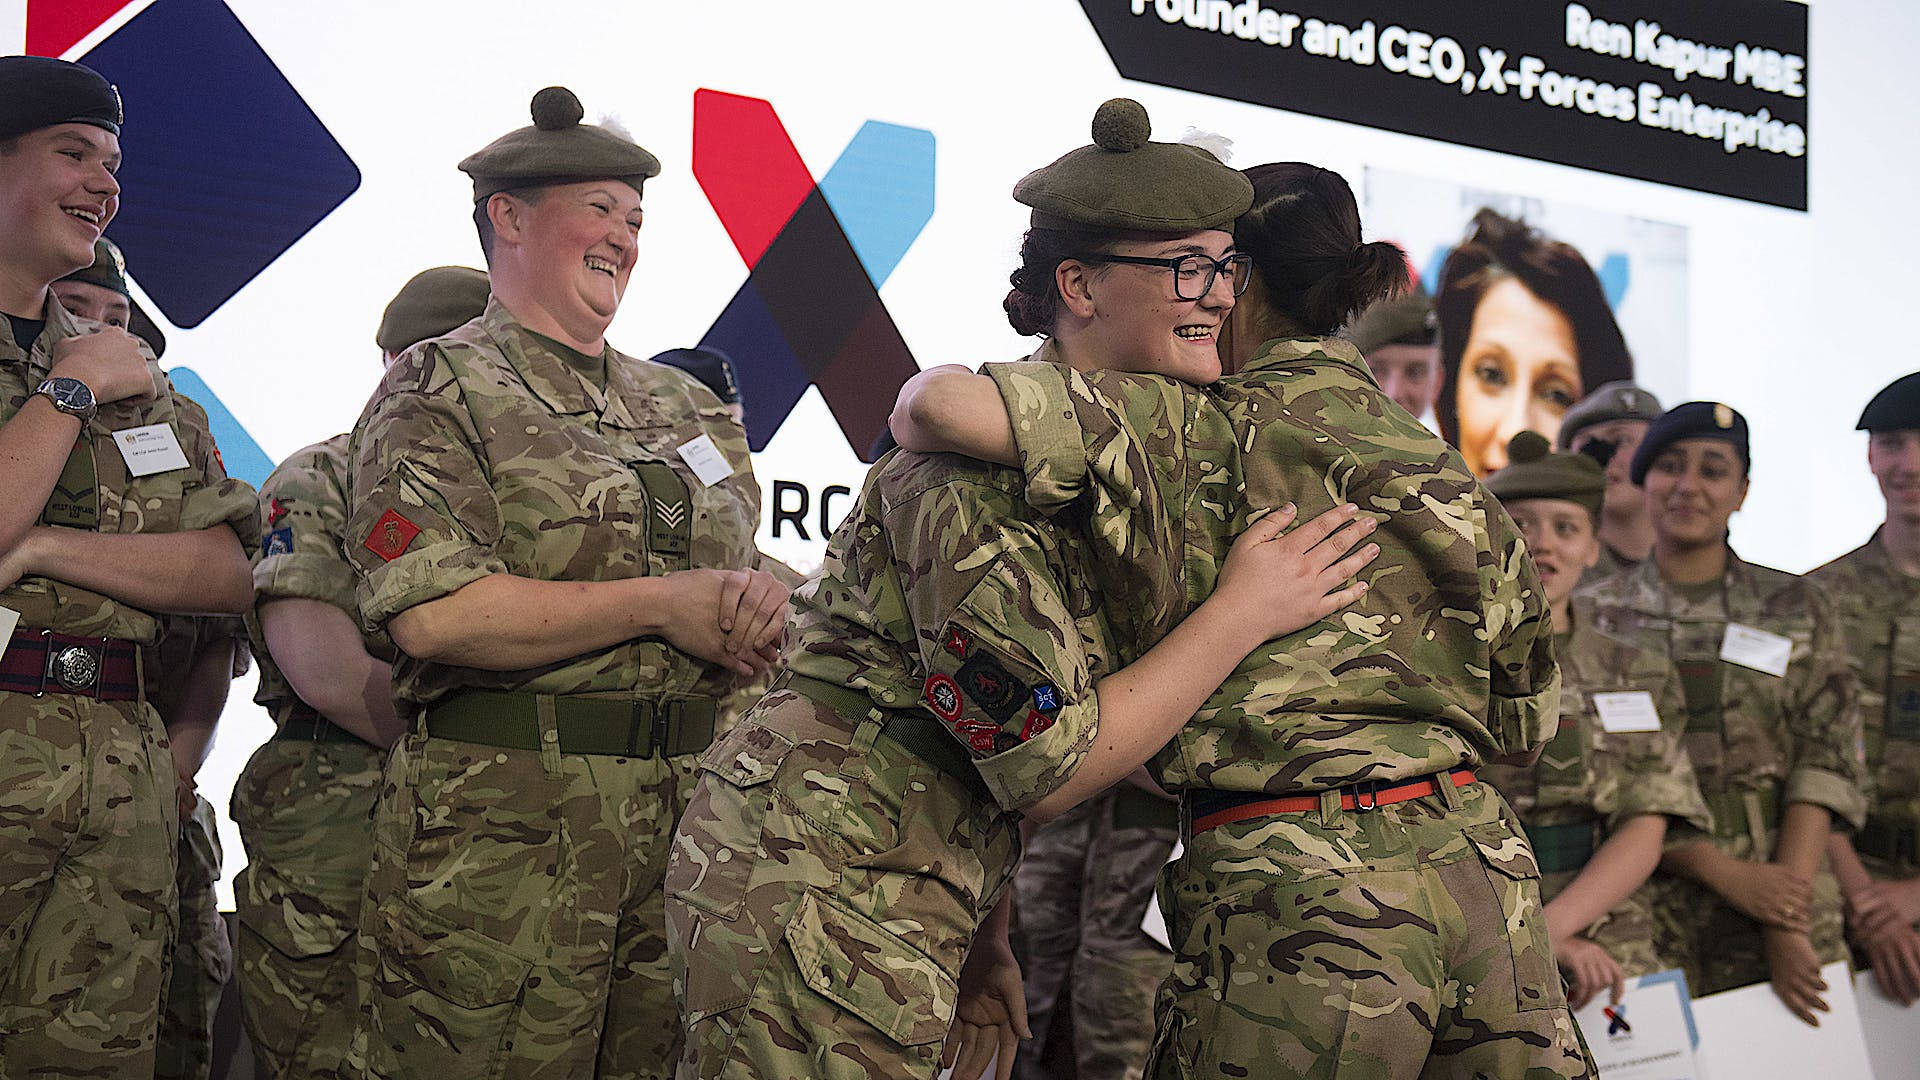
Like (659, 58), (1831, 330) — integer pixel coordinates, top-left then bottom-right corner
(1524, 818), (1600, 874)
(273, 705), (371, 746)
(1857, 815), (1920, 866)
(779, 672), (991, 804)
(423, 689), (717, 758)
(1706, 786), (1780, 845)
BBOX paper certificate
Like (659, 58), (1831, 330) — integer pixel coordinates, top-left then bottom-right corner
(1692, 962), (1873, 1079)
(1571, 969), (1700, 1079)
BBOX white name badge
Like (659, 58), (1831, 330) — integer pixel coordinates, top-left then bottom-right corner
(676, 434), (735, 487)
(1720, 623), (1793, 678)
(1593, 690), (1663, 733)
(112, 423), (190, 477)
(0, 605), (18, 662)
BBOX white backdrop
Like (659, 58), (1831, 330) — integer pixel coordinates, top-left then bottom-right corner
(9, 0), (1909, 902)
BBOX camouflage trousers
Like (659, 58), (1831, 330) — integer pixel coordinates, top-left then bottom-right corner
(1147, 781), (1596, 1080)
(348, 729), (700, 1080)
(0, 692), (179, 1074)
(156, 795), (234, 1080)
(1538, 867), (1672, 980)
(666, 688), (1020, 1080)
(1014, 785), (1176, 1080)
(1652, 832), (1847, 997)
(231, 736), (384, 1079)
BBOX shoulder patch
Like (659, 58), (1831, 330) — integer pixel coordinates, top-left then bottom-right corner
(263, 527), (293, 557)
(267, 496), (291, 527)
(924, 673), (963, 723)
(362, 508), (421, 562)
(957, 652), (1029, 724)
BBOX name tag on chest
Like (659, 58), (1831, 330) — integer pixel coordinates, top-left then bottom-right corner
(113, 423), (190, 477)
(1720, 623), (1792, 678)
(1591, 691), (1662, 733)
(675, 434), (734, 487)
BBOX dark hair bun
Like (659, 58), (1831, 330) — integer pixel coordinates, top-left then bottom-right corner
(531, 86), (584, 130)
(1092, 98), (1151, 152)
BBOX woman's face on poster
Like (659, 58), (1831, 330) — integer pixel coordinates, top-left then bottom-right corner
(1454, 276), (1582, 475)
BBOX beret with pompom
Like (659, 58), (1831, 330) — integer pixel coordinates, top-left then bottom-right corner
(459, 86), (661, 202)
(1014, 98), (1252, 232)
(1485, 429), (1605, 517)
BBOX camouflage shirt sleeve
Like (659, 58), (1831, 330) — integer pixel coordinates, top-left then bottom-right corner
(1598, 669), (1713, 837)
(1482, 496), (1561, 756)
(170, 388), (263, 552)
(346, 346), (509, 630)
(1783, 580), (1870, 829)
(884, 469), (1101, 813)
(255, 440), (357, 616)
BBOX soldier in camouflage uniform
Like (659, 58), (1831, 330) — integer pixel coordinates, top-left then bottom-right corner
(1012, 782), (1175, 1080)
(1556, 383), (1665, 584)
(1582, 403), (1866, 1023)
(1811, 371), (1920, 1004)
(898, 161), (1595, 1077)
(669, 100), (1379, 1080)
(0, 57), (259, 1074)
(1479, 431), (1710, 1009)
(232, 266), (488, 1079)
(343, 90), (788, 1080)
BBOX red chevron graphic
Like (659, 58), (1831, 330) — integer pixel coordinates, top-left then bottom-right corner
(26, 0), (132, 58)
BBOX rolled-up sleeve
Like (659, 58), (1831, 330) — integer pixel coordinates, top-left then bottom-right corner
(1785, 583), (1869, 830)
(1484, 498), (1561, 757)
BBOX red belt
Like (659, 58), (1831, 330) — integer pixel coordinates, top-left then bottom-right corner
(1190, 769), (1478, 836)
(0, 629), (141, 701)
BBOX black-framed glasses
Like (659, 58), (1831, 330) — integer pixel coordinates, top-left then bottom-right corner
(1079, 252), (1254, 301)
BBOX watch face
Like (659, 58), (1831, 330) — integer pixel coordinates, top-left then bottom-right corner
(50, 378), (91, 411)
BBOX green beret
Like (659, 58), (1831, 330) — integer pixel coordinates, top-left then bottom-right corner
(1486, 431), (1605, 518)
(1347, 290), (1436, 354)
(376, 267), (491, 354)
(0, 57), (121, 142)
(57, 238), (165, 358)
(650, 346), (740, 405)
(1557, 381), (1664, 449)
(1630, 401), (1749, 485)
(1014, 99), (1253, 232)
(459, 87), (661, 203)
(1857, 372), (1920, 433)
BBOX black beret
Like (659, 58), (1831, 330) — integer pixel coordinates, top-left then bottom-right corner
(376, 267), (491, 354)
(650, 346), (740, 405)
(1857, 372), (1920, 433)
(56, 238), (165, 358)
(1557, 381), (1664, 449)
(1630, 401), (1749, 485)
(1014, 99), (1252, 232)
(1486, 431), (1605, 517)
(0, 57), (122, 141)
(460, 87), (660, 203)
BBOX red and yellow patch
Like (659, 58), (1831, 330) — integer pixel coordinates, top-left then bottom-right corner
(362, 508), (421, 563)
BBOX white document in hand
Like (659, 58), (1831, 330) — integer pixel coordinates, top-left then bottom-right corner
(1570, 969), (1700, 1080)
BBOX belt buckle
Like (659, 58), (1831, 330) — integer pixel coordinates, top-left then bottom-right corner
(1351, 778), (1383, 812)
(648, 700), (676, 758)
(47, 642), (103, 695)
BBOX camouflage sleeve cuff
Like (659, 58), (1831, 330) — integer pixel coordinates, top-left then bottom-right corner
(1489, 667), (1562, 756)
(180, 476), (264, 554)
(973, 699), (1097, 812)
(254, 551), (358, 614)
(1606, 787), (1713, 837)
(983, 361), (1088, 510)
(356, 538), (507, 631)
(1786, 766), (1869, 831)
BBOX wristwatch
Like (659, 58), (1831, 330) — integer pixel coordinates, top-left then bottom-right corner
(33, 376), (97, 424)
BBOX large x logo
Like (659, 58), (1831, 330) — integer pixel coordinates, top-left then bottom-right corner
(694, 90), (933, 462)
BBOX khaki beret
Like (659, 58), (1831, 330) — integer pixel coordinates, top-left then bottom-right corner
(0, 56), (121, 141)
(1348, 290), (1436, 354)
(1630, 401), (1749, 485)
(1858, 372), (1920, 433)
(1557, 381), (1663, 449)
(57, 238), (165, 358)
(459, 87), (661, 203)
(1486, 431), (1605, 517)
(1014, 99), (1252, 232)
(376, 266), (491, 354)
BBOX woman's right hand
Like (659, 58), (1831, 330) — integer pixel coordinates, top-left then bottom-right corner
(48, 325), (156, 405)
(1718, 860), (1813, 933)
(657, 569), (779, 678)
(1211, 503), (1379, 647)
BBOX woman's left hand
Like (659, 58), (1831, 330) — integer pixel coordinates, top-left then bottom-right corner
(941, 939), (1030, 1080)
(716, 569), (790, 657)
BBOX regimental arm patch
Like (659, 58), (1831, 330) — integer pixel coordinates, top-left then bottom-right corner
(263, 526), (293, 558)
(267, 496), (291, 527)
(956, 653), (1029, 724)
(923, 629), (1076, 760)
(924, 673), (963, 723)
(362, 508), (421, 563)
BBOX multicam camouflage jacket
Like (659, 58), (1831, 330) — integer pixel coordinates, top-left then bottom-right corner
(984, 336), (1560, 794)
(1, 299), (259, 643)
(1583, 552), (1867, 835)
(1809, 530), (1920, 829)
(345, 299), (760, 708)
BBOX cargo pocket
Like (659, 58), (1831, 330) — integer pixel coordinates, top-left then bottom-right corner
(786, 888), (957, 1048)
(668, 722), (793, 921)
(363, 895), (532, 1077)
(1465, 820), (1561, 1012)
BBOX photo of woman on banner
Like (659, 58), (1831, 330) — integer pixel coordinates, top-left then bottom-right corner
(1435, 208), (1634, 476)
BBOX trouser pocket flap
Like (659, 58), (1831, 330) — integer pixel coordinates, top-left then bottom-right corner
(1465, 820), (1544, 880)
(375, 897), (532, 1009)
(785, 889), (957, 1047)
